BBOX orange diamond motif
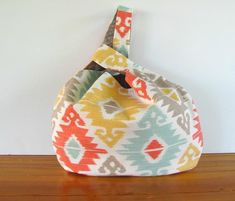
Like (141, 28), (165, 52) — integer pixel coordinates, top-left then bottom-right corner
(144, 139), (164, 160)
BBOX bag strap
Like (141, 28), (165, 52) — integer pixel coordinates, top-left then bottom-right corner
(92, 44), (157, 103)
(92, 44), (160, 80)
(92, 7), (158, 103)
(103, 5), (133, 58)
(92, 44), (132, 71)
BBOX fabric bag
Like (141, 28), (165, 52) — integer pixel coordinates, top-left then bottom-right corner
(52, 5), (203, 176)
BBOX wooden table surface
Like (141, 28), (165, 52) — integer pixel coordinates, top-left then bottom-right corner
(0, 154), (234, 201)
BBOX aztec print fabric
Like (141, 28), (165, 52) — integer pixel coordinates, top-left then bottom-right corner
(52, 5), (203, 176)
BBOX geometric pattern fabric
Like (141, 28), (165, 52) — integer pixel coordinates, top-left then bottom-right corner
(52, 5), (203, 176)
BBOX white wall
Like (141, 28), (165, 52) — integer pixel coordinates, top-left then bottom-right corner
(0, 0), (234, 154)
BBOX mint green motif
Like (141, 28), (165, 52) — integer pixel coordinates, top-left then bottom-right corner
(118, 45), (128, 57)
(117, 5), (130, 11)
(118, 105), (187, 175)
(65, 136), (81, 159)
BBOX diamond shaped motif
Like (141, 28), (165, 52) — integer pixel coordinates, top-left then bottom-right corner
(53, 105), (107, 172)
(118, 105), (187, 175)
(144, 139), (164, 160)
(101, 99), (122, 116)
(65, 135), (83, 163)
(79, 74), (147, 148)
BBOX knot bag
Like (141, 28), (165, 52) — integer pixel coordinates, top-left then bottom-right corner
(52, 6), (203, 176)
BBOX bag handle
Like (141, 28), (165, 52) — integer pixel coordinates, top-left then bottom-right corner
(91, 7), (159, 102)
(103, 5), (133, 58)
(92, 44), (156, 102)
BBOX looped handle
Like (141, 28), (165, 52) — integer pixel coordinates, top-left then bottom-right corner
(92, 44), (159, 103)
(103, 5), (133, 58)
(92, 6), (157, 103)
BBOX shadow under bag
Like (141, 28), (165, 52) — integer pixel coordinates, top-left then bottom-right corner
(52, 5), (203, 176)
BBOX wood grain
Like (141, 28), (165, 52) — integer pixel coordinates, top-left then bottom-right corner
(0, 154), (234, 201)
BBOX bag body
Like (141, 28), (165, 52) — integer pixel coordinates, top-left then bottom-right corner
(52, 6), (203, 176)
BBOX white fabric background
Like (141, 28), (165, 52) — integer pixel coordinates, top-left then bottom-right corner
(0, 0), (234, 154)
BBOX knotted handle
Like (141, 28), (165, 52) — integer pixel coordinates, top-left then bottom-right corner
(92, 44), (156, 103)
(91, 6), (157, 103)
